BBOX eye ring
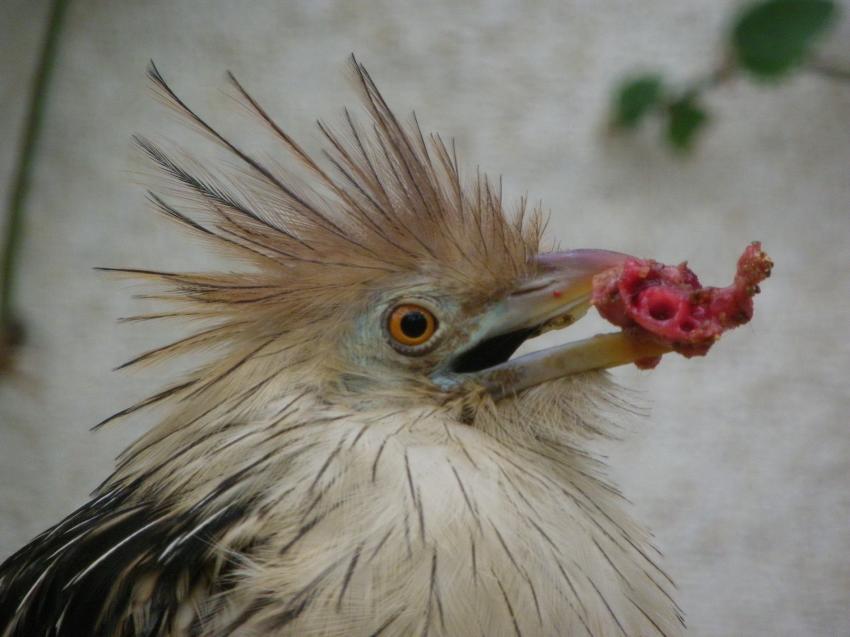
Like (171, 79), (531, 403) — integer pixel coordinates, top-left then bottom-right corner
(387, 304), (439, 352)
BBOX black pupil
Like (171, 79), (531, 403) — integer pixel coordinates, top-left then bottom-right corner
(400, 311), (429, 339)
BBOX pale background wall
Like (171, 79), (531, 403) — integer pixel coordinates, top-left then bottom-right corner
(1, 1), (848, 635)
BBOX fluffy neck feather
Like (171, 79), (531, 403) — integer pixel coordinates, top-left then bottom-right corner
(99, 365), (683, 636)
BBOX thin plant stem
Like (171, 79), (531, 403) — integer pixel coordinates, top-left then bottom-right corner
(806, 58), (850, 82)
(1, 0), (72, 336)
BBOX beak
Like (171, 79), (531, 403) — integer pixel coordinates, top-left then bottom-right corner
(433, 249), (671, 398)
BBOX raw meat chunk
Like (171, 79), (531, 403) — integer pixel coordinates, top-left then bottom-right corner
(592, 242), (772, 367)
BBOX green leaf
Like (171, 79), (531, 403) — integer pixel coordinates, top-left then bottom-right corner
(666, 98), (709, 151)
(612, 74), (664, 128)
(732, 0), (838, 79)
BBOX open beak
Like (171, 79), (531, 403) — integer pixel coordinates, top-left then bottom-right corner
(434, 250), (671, 398)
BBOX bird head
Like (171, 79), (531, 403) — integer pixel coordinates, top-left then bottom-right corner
(104, 58), (663, 436)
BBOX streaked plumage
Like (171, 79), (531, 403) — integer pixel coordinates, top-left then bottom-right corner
(0, 58), (684, 636)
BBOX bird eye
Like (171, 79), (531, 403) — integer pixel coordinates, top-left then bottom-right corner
(387, 304), (438, 350)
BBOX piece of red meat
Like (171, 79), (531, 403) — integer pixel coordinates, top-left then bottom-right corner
(592, 242), (772, 369)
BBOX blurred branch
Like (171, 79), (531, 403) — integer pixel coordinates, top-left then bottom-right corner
(608, 0), (844, 153)
(0, 0), (72, 367)
(806, 58), (850, 81)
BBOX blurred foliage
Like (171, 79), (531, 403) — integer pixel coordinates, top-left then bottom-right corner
(610, 0), (841, 152)
(733, 0), (837, 78)
(666, 97), (710, 151)
(613, 75), (665, 128)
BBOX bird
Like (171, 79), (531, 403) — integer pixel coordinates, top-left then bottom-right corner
(0, 58), (686, 636)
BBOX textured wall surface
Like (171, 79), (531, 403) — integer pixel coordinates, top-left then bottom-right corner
(1, 1), (849, 634)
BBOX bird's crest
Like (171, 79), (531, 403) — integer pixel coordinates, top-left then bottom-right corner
(97, 58), (544, 427)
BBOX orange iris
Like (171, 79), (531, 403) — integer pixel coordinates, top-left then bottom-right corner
(388, 304), (437, 347)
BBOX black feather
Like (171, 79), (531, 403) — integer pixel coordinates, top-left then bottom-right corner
(0, 488), (250, 637)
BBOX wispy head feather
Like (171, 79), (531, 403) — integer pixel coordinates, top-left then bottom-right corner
(99, 58), (544, 425)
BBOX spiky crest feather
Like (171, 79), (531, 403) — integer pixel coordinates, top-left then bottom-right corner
(93, 57), (545, 433)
